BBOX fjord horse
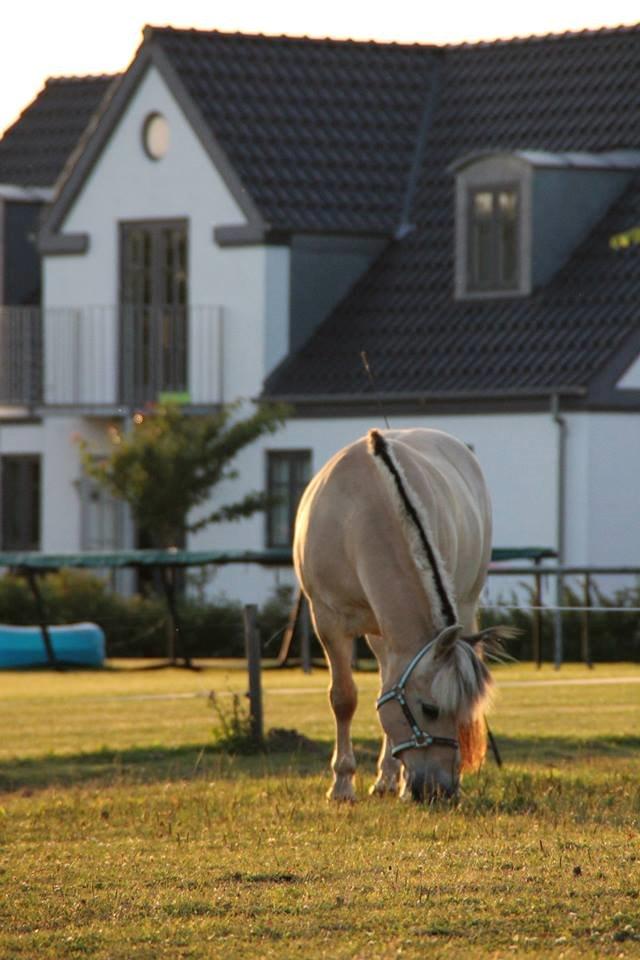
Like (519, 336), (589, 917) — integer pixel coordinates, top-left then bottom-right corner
(294, 428), (506, 802)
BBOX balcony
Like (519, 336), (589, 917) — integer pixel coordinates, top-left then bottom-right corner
(0, 305), (224, 413)
(0, 307), (42, 408)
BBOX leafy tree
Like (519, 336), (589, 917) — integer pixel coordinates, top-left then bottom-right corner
(78, 402), (288, 548)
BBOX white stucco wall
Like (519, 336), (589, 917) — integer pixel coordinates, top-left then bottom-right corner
(0, 422), (43, 455)
(41, 418), (85, 550)
(584, 413), (640, 566)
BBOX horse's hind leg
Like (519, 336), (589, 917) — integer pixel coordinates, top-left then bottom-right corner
(310, 602), (358, 801)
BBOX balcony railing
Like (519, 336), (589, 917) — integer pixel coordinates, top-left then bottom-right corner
(0, 305), (224, 411)
(0, 307), (42, 407)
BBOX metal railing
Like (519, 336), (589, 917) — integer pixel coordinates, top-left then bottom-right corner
(485, 564), (640, 667)
(0, 305), (224, 410)
(0, 307), (42, 407)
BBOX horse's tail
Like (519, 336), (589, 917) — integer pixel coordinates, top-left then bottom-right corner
(367, 428), (458, 633)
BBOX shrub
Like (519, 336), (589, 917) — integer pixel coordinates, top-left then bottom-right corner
(0, 570), (299, 660)
(1, 569), (636, 663)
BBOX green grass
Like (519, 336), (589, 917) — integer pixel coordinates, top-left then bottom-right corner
(1, 660), (639, 958)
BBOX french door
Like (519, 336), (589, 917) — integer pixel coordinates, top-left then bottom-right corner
(120, 221), (188, 407)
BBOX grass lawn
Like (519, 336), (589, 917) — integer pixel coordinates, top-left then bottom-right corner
(1, 659), (639, 958)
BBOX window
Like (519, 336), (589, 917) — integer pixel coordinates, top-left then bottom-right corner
(266, 451), (312, 548)
(1, 455), (40, 550)
(467, 186), (519, 292)
(79, 471), (125, 551)
(120, 220), (188, 406)
(142, 113), (170, 160)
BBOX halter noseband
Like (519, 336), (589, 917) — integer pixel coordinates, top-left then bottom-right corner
(376, 624), (461, 758)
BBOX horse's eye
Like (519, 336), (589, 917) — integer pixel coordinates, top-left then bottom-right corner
(421, 703), (439, 721)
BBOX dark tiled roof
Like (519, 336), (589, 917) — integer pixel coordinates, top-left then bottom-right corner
(264, 26), (640, 399)
(0, 75), (115, 188)
(149, 27), (438, 233)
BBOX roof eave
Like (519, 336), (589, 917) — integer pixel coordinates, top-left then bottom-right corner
(262, 386), (588, 404)
(215, 223), (393, 247)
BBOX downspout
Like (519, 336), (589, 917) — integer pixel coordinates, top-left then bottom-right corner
(551, 393), (567, 669)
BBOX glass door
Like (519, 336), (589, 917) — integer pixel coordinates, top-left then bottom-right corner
(120, 221), (188, 407)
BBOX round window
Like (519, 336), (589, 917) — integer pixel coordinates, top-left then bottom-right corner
(142, 113), (170, 160)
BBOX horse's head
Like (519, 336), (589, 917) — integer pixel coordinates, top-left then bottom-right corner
(377, 625), (499, 803)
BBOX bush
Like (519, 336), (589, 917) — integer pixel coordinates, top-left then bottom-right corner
(1, 569), (636, 663)
(0, 570), (296, 660)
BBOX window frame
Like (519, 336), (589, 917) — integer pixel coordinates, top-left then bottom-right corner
(452, 154), (532, 301)
(119, 218), (189, 406)
(78, 459), (126, 552)
(0, 454), (41, 551)
(466, 182), (521, 294)
(265, 449), (312, 549)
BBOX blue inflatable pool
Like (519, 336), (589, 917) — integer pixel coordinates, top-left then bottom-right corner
(0, 622), (105, 668)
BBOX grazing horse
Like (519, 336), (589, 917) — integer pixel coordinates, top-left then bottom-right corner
(294, 427), (507, 803)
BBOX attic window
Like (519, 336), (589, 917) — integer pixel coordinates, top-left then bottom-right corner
(467, 186), (519, 292)
(142, 113), (170, 160)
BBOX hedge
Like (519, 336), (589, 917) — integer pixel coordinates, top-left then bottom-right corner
(0, 570), (294, 660)
(0, 570), (637, 662)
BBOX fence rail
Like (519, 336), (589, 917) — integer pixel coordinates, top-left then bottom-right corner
(485, 563), (640, 668)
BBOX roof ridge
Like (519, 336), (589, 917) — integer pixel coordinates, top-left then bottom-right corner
(143, 24), (438, 52)
(143, 21), (640, 53)
(444, 21), (640, 50)
(44, 74), (119, 86)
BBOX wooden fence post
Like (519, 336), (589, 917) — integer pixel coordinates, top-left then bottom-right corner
(243, 604), (263, 744)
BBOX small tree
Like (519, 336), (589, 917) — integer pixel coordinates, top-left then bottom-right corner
(78, 401), (288, 548)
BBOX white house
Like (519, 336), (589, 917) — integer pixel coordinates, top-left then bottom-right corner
(0, 24), (639, 604)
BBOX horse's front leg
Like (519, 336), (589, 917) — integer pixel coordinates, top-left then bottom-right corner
(365, 633), (400, 797)
(325, 643), (358, 802)
(369, 733), (401, 797)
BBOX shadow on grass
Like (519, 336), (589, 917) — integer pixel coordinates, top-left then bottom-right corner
(2, 733), (639, 795)
(0, 738), (333, 794)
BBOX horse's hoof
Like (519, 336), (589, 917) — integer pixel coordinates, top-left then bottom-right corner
(327, 785), (356, 803)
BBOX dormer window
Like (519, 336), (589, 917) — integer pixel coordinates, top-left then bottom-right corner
(451, 153), (530, 300)
(467, 185), (519, 292)
(452, 150), (640, 301)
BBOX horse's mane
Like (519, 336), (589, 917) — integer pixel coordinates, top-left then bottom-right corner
(425, 639), (494, 773)
(367, 429), (457, 633)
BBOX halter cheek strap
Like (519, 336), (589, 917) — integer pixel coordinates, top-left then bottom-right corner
(376, 624), (461, 758)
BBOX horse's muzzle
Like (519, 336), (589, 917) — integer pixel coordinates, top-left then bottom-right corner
(409, 771), (459, 804)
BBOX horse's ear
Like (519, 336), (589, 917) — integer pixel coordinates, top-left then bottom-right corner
(433, 624), (461, 659)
